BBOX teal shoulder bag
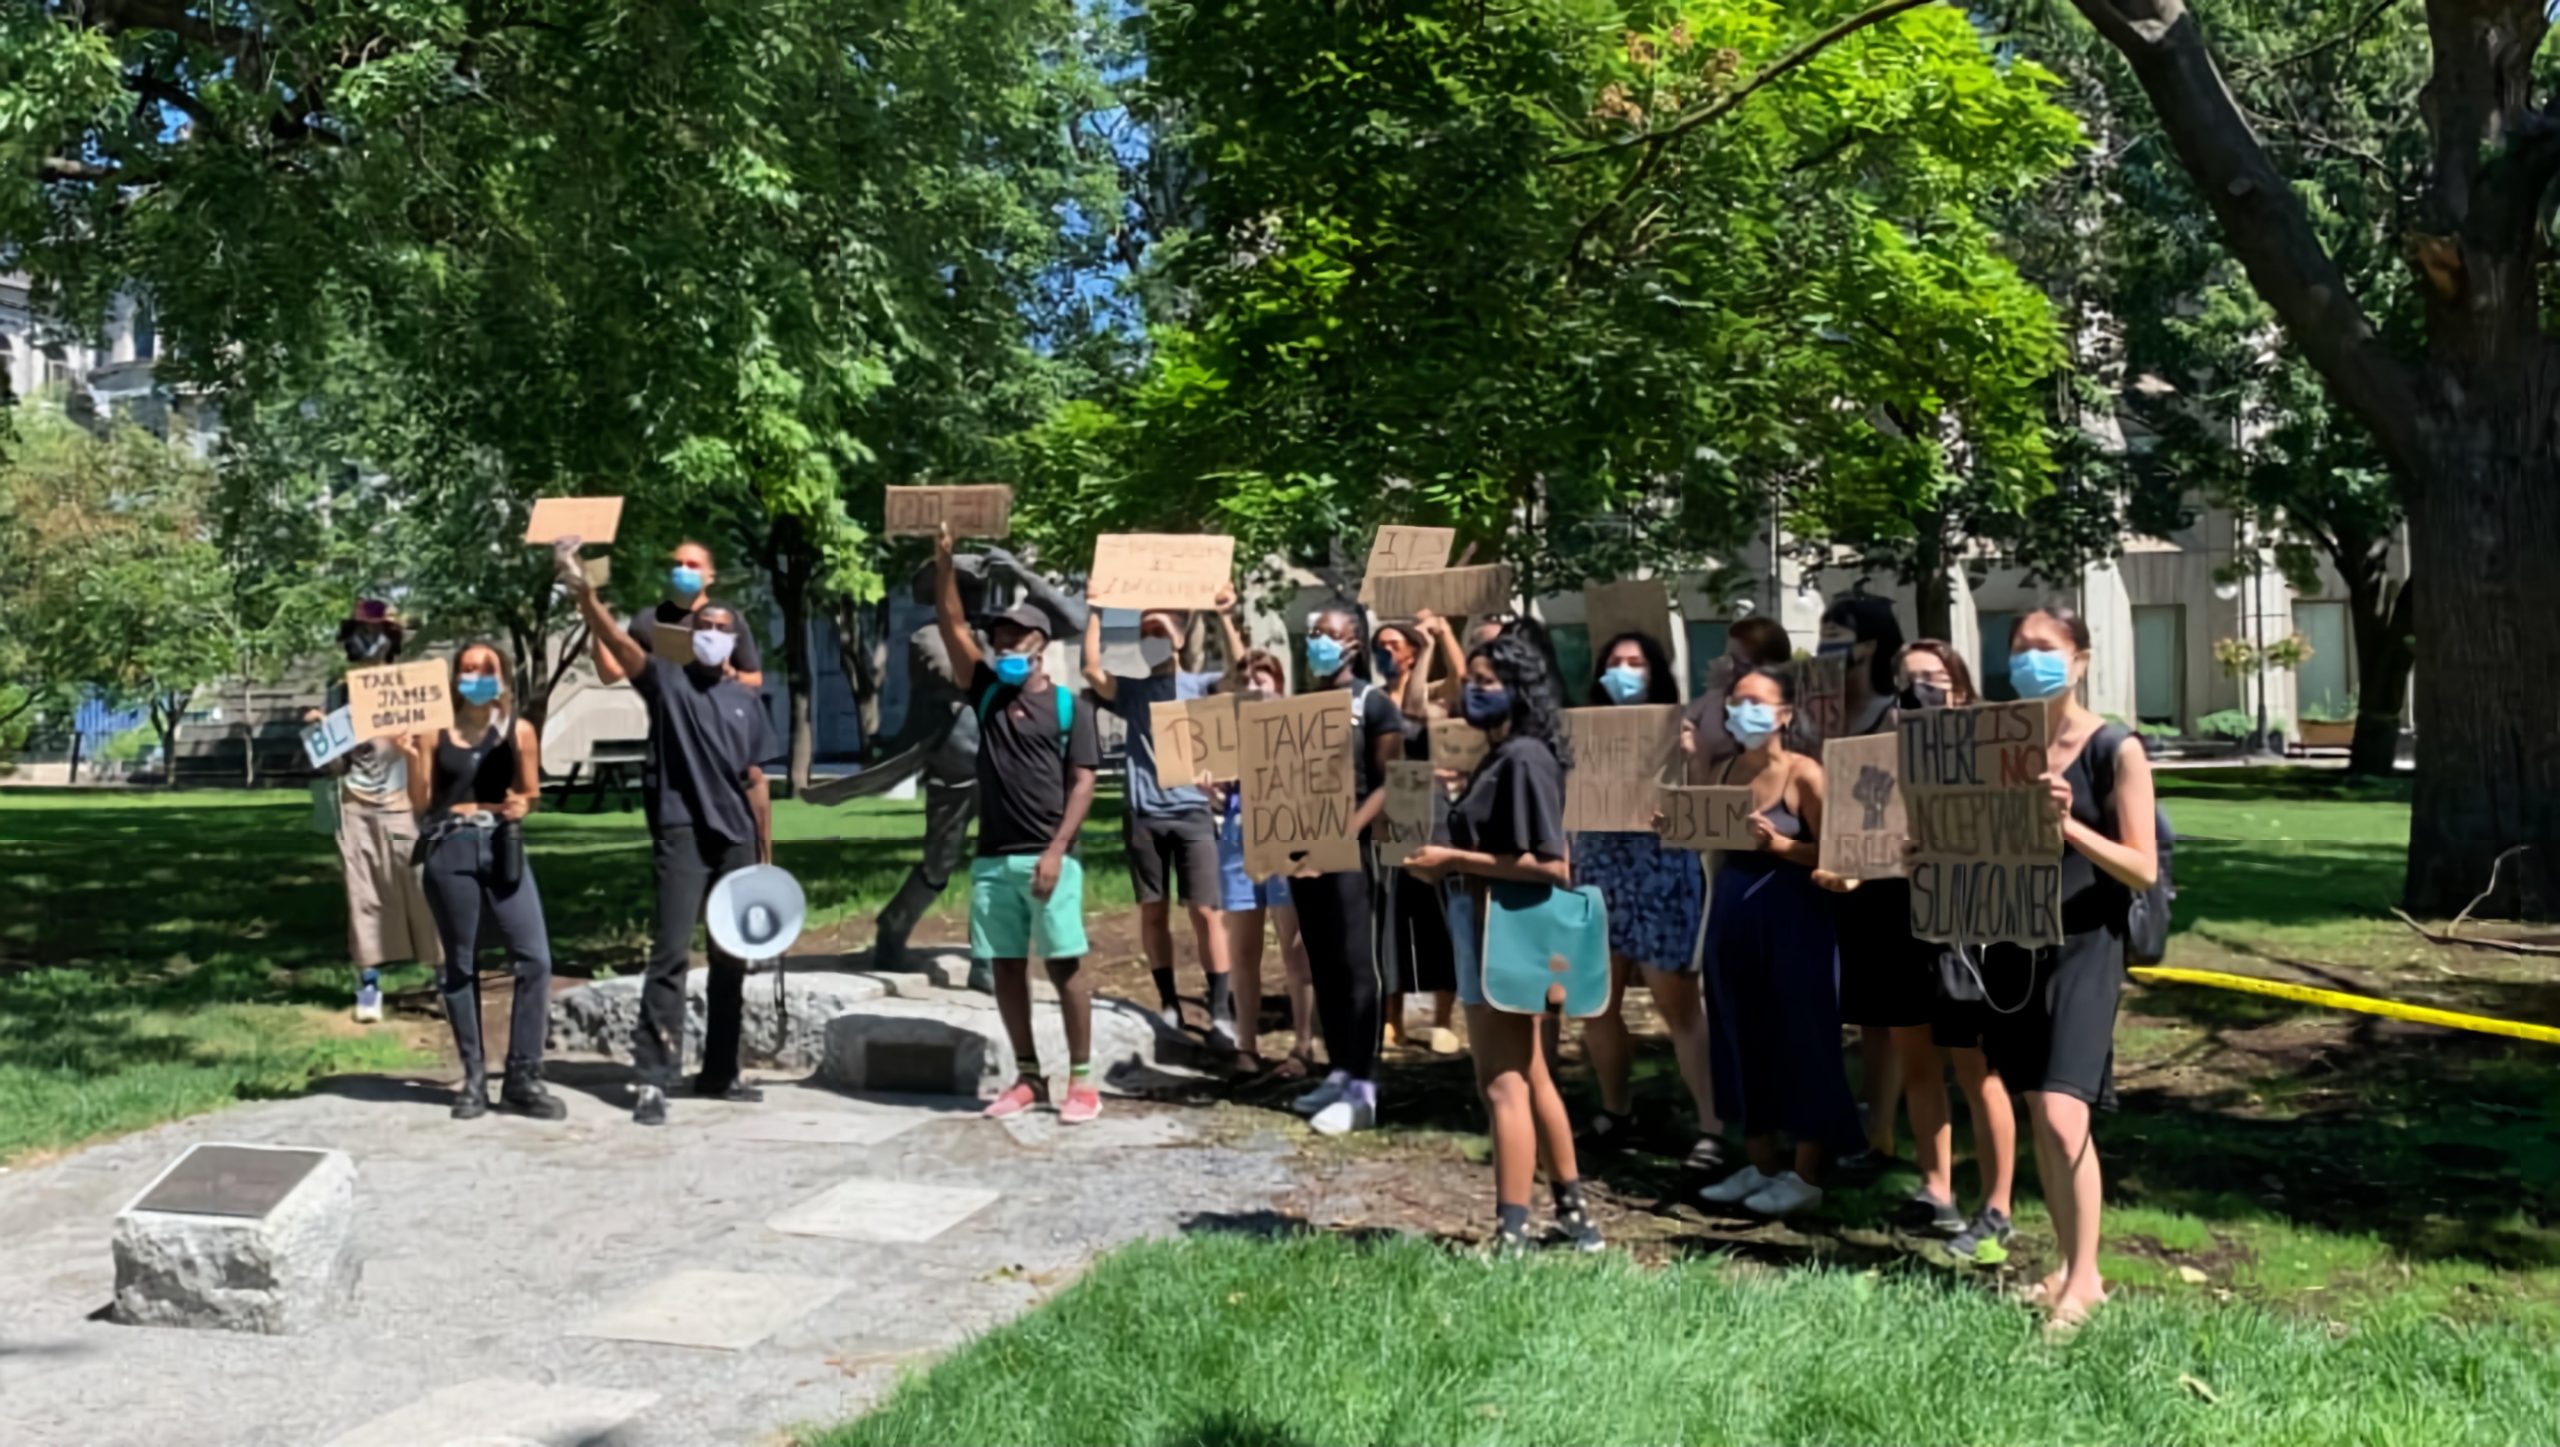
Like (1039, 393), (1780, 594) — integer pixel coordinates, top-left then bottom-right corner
(1479, 880), (1612, 1018)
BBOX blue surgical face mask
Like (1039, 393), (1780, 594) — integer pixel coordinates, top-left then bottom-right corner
(994, 650), (1035, 687)
(669, 564), (706, 598)
(1462, 683), (1510, 730)
(456, 674), (502, 706)
(1601, 665), (1647, 704)
(1818, 637), (1856, 659)
(1726, 700), (1779, 746)
(1373, 648), (1402, 684)
(1306, 633), (1348, 677)
(2009, 649), (2073, 701)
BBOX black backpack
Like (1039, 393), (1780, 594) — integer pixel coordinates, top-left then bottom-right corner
(2084, 723), (2174, 964)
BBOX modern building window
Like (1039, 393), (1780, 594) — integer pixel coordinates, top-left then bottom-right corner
(2131, 605), (2183, 726)
(1976, 610), (2020, 701)
(131, 303), (156, 361)
(1685, 619), (1730, 698)
(2293, 599), (2352, 720)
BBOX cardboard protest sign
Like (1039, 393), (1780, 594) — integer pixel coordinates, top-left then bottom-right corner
(1358, 525), (1457, 604)
(1240, 692), (1363, 881)
(1560, 704), (1681, 833)
(651, 622), (696, 664)
(1899, 701), (2063, 947)
(1819, 731), (1907, 880)
(524, 496), (624, 545)
(1583, 578), (1674, 657)
(1429, 719), (1490, 776)
(1367, 564), (1515, 623)
(1379, 759), (1437, 866)
(883, 485), (1013, 539)
(1088, 533), (1235, 611)
(1150, 692), (1242, 784)
(300, 706), (359, 770)
(1653, 786), (1759, 852)
(347, 662), (453, 741)
(1794, 654), (1849, 744)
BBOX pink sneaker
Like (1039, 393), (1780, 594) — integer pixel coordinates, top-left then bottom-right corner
(983, 1080), (1044, 1120)
(1059, 1083), (1103, 1124)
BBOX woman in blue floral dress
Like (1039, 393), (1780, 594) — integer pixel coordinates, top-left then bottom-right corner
(1572, 630), (1719, 1166)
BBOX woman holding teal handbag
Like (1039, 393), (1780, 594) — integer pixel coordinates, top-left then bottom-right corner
(1693, 666), (1865, 1219)
(1401, 634), (1605, 1256)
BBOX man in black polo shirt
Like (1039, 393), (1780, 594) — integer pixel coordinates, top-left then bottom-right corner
(593, 538), (766, 690)
(932, 524), (1104, 1123)
(561, 540), (775, 1126)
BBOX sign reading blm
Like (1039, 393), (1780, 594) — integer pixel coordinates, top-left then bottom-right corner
(1150, 693), (1242, 784)
(1654, 786), (1758, 851)
(1240, 693), (1362, 881)
(1899, 702), (2062, 947)
(348, 662), (453, 742)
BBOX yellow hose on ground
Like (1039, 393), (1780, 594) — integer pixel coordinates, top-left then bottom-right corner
(2127, 965), (2560, 1046)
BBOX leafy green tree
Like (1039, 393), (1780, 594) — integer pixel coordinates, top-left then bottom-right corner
(1066, 0), (2080, 602)
(2, 408), (232, 776)
(2059, 0), (2560, 914)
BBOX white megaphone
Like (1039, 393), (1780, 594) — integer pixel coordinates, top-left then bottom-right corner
(706, 864), (807, 963)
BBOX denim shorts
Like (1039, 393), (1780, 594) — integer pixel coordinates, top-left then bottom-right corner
(1215, 800), (1292, 912)
(1447, 884), (1485, 1007)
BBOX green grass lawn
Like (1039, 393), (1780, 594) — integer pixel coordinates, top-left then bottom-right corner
(0, 784), (1133, 1162)
(814, 1234), (2560, 1447)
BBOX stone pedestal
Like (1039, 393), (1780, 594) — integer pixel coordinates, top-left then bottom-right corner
(112, 1143), (357, 1335)
(548, 967), (890, 1071)
(818, 995), (1163, 1097)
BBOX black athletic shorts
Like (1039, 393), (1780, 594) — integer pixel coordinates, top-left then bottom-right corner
(1977, 926), (2126, 1106)
(1125, 809), (1221, 907)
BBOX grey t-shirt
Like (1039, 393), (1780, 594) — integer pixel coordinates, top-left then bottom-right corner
(1099, 670), (1220, 819)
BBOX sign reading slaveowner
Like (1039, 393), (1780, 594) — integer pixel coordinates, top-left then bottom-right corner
(348, 662), (454, 742)
(1898, 701), (2063, 947)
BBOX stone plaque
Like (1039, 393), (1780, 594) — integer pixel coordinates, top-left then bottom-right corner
(133, 1144), (327, 1219)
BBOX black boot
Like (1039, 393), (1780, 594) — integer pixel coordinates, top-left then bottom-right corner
(451, 1077), (489, 1120)
(690, 1074), (766, 1103)
(500, 1063), (568, 1121)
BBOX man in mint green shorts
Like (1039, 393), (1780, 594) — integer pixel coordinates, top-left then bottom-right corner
(932, 525), (1104, 1121)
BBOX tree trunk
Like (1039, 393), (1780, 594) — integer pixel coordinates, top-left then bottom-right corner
(2340, 570), (2411, 778)
(240, 673), (257, 787)
(833, 594), (888, 747)
(152, 695), (183, 787)
(771, 522), (817, 795)
(1907, 502), (1954, 641)
(2400, 434), (2560, 918)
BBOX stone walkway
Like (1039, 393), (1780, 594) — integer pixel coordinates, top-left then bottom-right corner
(0, 1058), (1296, 1446)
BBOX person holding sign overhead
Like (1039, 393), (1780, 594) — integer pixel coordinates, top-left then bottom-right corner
(1977, 607), (2157, 1332)
(1082, 586), (1245, 1061)
(1812, 595), (1915, 1173)
(304, 599), (441, 1023)
(1286, 604), (1408, 1135)
(1693, 667), (1864, 1219)
(1570, 631), (1719, 1168)
(1374, 617), (1458, 1055)
(560, 543), (776, 1127)
(933, 524), (1107, 1123)
(592, 539), (764, 690)
(394, 643), (564, 1122)
(1398, 633), (1603, 1255)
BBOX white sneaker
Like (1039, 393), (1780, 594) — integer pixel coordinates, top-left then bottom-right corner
(353, 984), (383, 1025)
(1309, 1097), (1375, 1136)
(1207, 1018), (1237, 1052)
(1292, 1071), (1350, 1117)
(1698, 1165), (1773, 1205)
(1161, 1006), (1184, 1032)
(1742, 1171), (1824, 1217)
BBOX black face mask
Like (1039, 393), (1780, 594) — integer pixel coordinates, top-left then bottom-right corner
(1899, 681), (1948, 711)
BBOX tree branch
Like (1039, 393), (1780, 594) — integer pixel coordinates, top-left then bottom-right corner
(128, 70), (219, 137)
(2069, 0), (2424, 477)
(37, 156), (121, 183)
(1551, 0), (1937, 164)
(2229, 0), (2406, 80)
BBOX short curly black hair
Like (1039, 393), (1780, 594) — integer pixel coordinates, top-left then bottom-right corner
(1468, 632), (1563, 747)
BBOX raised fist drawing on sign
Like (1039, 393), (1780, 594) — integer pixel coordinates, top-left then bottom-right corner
(1853, 764), (1896, 831)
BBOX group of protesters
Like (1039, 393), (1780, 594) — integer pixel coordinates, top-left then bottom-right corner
(311, 523), (2156, 1331)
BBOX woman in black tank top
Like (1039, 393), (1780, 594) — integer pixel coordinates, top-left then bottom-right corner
(397, 643), (564, 1122)
(1988, 607), (2160, 1335)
